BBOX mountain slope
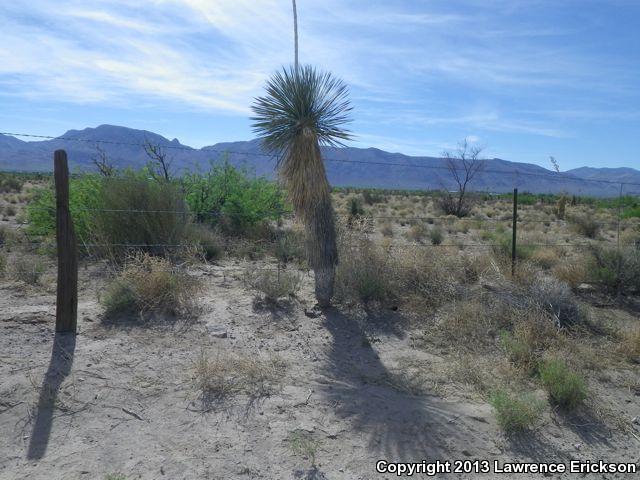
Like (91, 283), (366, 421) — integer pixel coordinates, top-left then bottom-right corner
(1, 125), (638, 196)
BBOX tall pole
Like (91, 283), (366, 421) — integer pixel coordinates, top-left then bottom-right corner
(292, 0), (299, 70)
(511, 188), (518, 277)
(54, 150), (78, 333)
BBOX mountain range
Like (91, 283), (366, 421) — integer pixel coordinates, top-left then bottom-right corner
(1, 124), (638, 197)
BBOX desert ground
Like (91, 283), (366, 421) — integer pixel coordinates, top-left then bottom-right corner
(1, 177), (639, 479)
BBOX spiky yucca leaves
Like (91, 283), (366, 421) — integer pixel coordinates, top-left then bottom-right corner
(251, 65), (352, 306)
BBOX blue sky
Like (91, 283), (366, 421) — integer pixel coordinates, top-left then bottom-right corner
(1, 0), (639, 170)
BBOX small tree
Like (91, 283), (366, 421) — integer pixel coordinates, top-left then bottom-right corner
(143, 139), (173, 182)
(439, 140), (484, 217)
(92, 144), (115, 177)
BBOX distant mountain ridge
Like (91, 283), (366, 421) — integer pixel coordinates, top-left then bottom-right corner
(1, 124), (639, 197)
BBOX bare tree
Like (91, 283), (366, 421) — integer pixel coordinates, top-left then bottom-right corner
(92, 144), (115, 177)
(439, 139), (485, 217)
(143, 138), (173, 181)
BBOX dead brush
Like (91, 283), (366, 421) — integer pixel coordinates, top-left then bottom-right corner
(192, 349), (286, 408)
(242, 266), (302, 303)
(101, 252), (202, 319)
(618, 328), (640, 363)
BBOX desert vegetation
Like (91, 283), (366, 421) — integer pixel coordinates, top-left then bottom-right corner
(1, 167), (639, 478)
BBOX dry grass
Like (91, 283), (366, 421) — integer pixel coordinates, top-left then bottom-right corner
(102, 253), (202, 319)
(192, 349), (286, 408)
(243, 267), (302, 303)
(618, 328), (640, 363)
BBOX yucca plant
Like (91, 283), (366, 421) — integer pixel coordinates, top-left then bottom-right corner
(251, 65), (352, 306)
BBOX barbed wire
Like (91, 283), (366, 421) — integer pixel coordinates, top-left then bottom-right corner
(2, 130), (639, 187)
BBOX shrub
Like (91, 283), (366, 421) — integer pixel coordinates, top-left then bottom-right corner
(618, 328), (640, 363)
(568, 214), (599, 239)
(538, 358), (586, 409)
(501, 313), (559, 373)
(273, 228), (306, 266)
(529, 248), (559, 270)
(188, 224), (224, 262)
(407, 222), (428, 243)
(0, 173), (24, 193)
(10, 255), (45, 285)
(587, 245), (640, 295)
(429, 227), (444, 245)
(526, 275), (585, 328)
(4, 204), (16, 217)
(243, 267), (302, 303)
(348, 196), (364, 217)
(102, 253), (201, 319)
(489, 389), (544, 433)
(28, 172), (195, 259)
(0, 252), (6, 277)
(380, 222), (393, 237)
(183, 160), (287, 235)
(91, 174), (191, 258)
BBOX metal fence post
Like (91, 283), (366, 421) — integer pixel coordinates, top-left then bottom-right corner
(511, 188), (518, 277)
(54, 150), (78, 333)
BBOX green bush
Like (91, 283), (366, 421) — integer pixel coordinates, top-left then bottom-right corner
(183, 160), (288, 235)
(27, 171), (192, 259)
(489, 389), (544, 433)
(538, 359), (586, 410)
(429, 227), (444, 245)
(27, 174), (102, 241)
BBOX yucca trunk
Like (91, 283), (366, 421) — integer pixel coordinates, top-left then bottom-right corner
(282, 130), (338, 306)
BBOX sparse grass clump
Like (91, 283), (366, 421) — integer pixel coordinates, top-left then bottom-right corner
(407, 222), (428, 243)
(102, 253), (201, 319)
(288, 430), (321, 467)
(489, 389), (544, 433)
(193, 350), (285, 406)
(10, 255), (45, 285)
(243, 267), (302, 303)
(500, 313), (559, 374)
(538, 358), (586, 410)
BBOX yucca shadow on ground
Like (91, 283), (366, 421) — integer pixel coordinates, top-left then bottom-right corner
(26, 332), (76, 460)
(318, 308), (482, 463)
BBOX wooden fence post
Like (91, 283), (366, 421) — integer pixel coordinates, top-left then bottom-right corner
(54, 150), (77, 333)
(511, 188), (518, 277)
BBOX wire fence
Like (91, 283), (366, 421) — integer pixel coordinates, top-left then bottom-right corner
(1, 131), (638, 259)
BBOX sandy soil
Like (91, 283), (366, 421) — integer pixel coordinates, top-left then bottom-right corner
(1, 261), (639, 480)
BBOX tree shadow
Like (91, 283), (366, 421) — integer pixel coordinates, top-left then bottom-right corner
(318, 308), (478, 462)
(559, 407), (614, 446)
(26, 332), (76, 460)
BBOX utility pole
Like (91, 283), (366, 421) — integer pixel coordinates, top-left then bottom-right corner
(292, 0), (299, 69)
